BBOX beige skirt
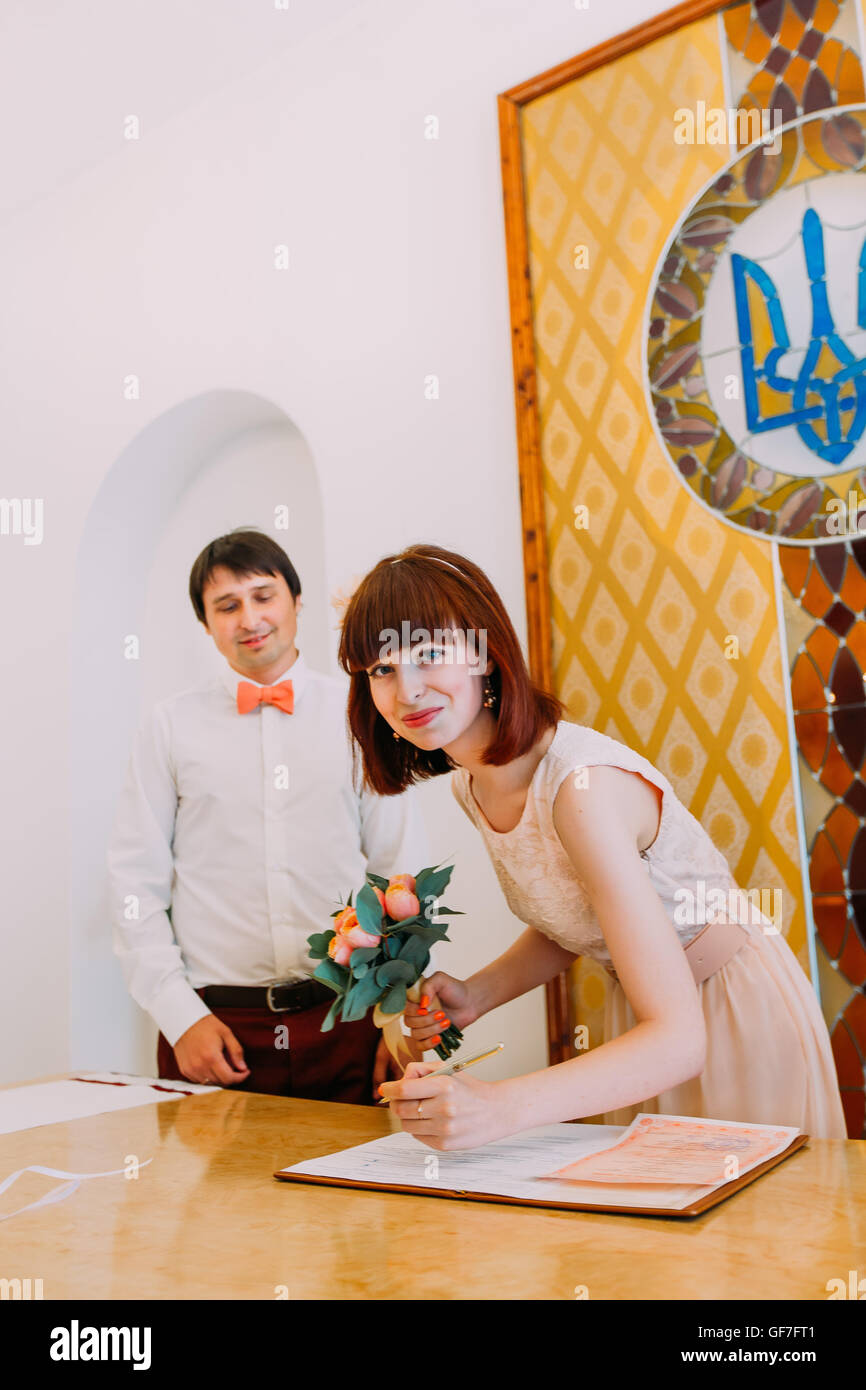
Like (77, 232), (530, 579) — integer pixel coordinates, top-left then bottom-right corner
(602, 913), (848, 1139)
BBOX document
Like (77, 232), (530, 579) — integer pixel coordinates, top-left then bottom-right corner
(0, 1073), (216, 1136)
(546, 1113), (800, 1186)
(278, 1118), (770, 1211)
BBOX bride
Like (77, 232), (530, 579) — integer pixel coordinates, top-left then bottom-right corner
(337, 543), (847, 1149)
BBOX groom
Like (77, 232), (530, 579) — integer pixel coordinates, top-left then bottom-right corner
(108, 528), (428, 1103)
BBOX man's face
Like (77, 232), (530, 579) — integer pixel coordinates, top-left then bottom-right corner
(200, 565), (301, 680)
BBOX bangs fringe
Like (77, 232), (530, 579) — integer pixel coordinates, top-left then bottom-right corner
(340, 559), (469, 672)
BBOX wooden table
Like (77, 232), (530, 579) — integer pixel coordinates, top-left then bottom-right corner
(1, 1086), (864, 1299)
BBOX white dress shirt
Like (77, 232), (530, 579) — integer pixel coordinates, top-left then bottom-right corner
(107, 649), (430, 1046)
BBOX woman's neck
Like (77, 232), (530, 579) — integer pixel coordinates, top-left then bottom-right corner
(446, 719), (557, 799)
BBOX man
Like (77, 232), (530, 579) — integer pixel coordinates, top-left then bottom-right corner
(108, 528), (428, 1103)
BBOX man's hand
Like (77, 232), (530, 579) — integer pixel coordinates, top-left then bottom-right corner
(173, 1014), (250, 1086)
(371, 1033), (401, 1100)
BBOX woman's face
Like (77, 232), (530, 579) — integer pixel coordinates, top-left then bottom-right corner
(364, 629), (493, 755)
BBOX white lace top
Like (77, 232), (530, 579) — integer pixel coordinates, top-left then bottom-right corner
(450, 719), (741, 977)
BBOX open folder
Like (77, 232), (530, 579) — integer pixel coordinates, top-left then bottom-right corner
(274, 1112), (808, 1218)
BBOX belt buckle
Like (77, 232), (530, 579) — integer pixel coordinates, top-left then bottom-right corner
(266, 982), (293, 1013)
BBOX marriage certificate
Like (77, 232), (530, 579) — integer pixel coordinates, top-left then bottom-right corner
(277, 1113), (801, 1212)
(546, 1113), (799, 1187)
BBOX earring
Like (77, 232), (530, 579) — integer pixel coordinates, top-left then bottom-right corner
(393, 730), (400, 741)
(483, 676), (497, 709)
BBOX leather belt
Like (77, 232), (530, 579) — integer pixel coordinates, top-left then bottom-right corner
(199, 979), (335, 1013)
(683, 917), (749, 985)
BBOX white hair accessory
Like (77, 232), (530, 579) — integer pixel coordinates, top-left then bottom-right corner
(390, 554), (467, 578)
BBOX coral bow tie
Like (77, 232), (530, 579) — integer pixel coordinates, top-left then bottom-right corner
(236, 680), (294, 715)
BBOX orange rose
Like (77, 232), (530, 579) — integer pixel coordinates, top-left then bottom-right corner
(385, 883), (420, 920)
(334, 904), (381, 950)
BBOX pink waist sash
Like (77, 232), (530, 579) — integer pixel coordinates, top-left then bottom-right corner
(683, 916), (749, 985)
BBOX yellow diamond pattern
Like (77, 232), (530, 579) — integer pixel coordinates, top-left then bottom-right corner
(519, 13), (810, 1055)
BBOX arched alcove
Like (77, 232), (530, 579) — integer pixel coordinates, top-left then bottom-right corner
(68, 389), (329, 1072)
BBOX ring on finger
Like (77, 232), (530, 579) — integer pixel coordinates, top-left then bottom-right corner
(417, 1101), (425, 1119)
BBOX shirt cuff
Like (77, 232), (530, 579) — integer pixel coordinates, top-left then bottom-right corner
(149, 977), (212, 1048)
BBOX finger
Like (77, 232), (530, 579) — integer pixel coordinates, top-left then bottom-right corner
(390, 1096), (443, 1121)
(406, 1017), (444, 1042)
(418, 971), (450, 1001)
(415, 977), (440, 1012)
(382, 1075), (453, 1101)
(209, 1051), (248, 1085)
(403, 1061), (438, 1079)
(218, 1026), (248, 1073)
(393, 1115), (444, 1143)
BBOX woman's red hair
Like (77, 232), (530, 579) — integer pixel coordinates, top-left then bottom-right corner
(337, 544), (566, 794)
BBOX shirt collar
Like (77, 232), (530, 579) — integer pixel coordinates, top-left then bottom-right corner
(219, 648), (309, 706)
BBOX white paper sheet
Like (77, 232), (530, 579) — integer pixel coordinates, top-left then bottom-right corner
(278, 1121), (727, 1211)
(0, 1074), (217, 1135)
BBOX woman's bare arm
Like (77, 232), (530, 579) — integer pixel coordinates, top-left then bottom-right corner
(493, 765), (706, 1127)
(467, 926), (578, 1017)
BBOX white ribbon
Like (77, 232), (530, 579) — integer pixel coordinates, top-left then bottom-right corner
(0, 1159), (153, 1223)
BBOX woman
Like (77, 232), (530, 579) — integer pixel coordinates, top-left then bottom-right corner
(337, 543), (847, 1149)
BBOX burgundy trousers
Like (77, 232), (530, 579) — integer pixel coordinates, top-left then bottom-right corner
(157, 991), (381, 1105)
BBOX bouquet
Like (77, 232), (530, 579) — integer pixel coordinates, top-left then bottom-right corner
(306, 863), (464, 1063)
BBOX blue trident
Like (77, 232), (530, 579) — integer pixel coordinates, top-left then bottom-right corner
(732, 207), (866, 465)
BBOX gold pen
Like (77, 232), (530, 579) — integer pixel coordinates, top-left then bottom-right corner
(377, 1042), (504, 1104)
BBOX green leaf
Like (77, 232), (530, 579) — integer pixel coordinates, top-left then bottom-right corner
(366, 872), (390, 892)
(320, 996), (342, 1032)
(306, 930), (336, 959)
(415, 867), (453, 901)
(375, 958), (415, 986)
(341, 972), (383, 1022)
(350, 946), (381, 967)
(314, 958), (350, 992)
(414, 861), (450, 893)
(381, 982), (407, 1014)
(397, 919), (450, 942)
(383, 912), (422, 932)
(355, 882), (384, 936)
(397, 934), (429, 973)
(428, 907), (464, 916)
(352, 962), (370, 979)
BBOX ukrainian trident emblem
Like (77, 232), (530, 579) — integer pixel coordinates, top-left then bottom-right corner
(647, 106), (866, 542)
(732, 207), (866, 468)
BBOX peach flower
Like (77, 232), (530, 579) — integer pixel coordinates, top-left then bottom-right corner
(333, 904), (381, 951)
(328, 934), (353, 966)
(385, 883), (420, 920)
(389, 873), (416, 893)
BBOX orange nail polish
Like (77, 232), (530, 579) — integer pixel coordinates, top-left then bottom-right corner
(442, 1018), (451, 1027)
(431, 1034), (441, 1045)
(434, 1011), (446, 1021)
(420, 994), (430, 1007)
(418, 1006), (428, 1016)
(378, 1084), (385, 1095)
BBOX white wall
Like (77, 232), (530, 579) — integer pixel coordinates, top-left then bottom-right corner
(0, 0), (663, 1086)
(68, 401), (328, 1073)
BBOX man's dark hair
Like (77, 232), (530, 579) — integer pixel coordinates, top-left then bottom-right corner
(189, 529), (302, 623)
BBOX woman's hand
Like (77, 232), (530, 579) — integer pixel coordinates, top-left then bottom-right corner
(380, 1061), (512, 1150)
(403, 971), (478, 1051)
